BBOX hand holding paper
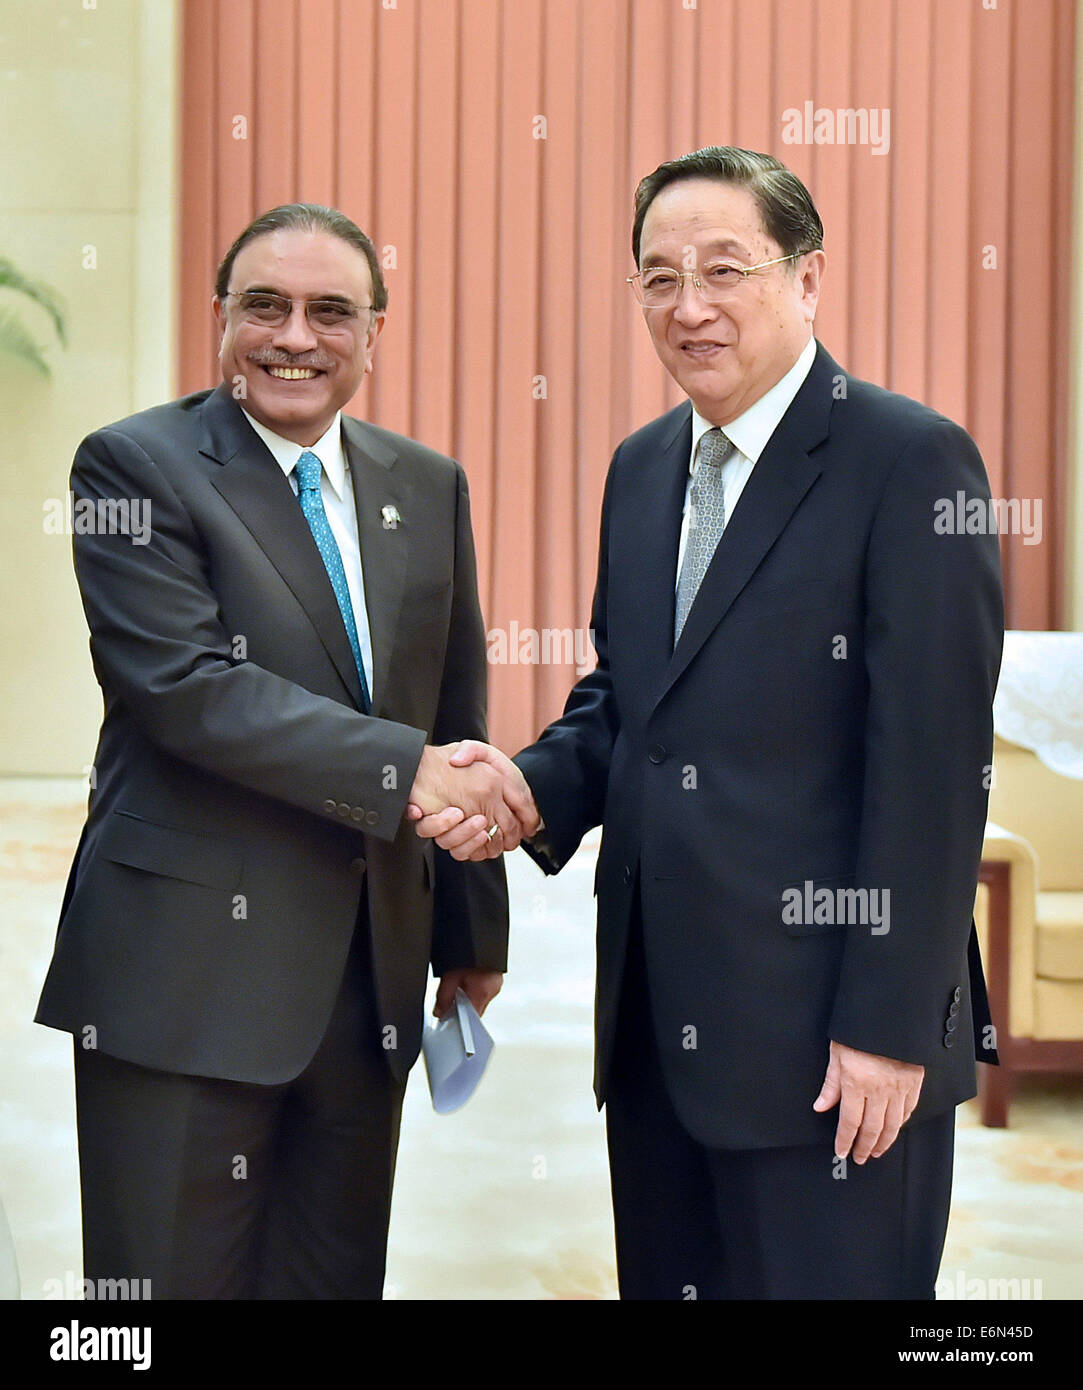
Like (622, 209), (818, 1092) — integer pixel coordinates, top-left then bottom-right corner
(433, 967), (503, 1019)
(421, 988), (495, 1114)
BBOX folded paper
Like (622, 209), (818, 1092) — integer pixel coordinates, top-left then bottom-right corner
(421, 988), (494, 1114)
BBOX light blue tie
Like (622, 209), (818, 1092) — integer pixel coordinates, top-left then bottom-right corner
(294, 450), (372, 713)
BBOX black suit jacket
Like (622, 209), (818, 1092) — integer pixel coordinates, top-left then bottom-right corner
(36, 383), (508, 1085)
(517, 342), (1002, 1150)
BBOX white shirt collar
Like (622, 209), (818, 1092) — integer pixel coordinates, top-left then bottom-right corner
(241, 410), (348, 500)
(690, 336), (817, 470)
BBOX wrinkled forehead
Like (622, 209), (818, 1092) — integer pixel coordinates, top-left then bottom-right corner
(228, 228), (373, 300)
(639, 179), (773, 265)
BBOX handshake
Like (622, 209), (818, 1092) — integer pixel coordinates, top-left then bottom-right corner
(406, 741), (542, 861)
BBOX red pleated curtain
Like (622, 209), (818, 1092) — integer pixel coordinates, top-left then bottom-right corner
(179, 0), (1075, 752)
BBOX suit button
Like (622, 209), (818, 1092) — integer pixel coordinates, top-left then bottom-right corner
(350, 856), (367, 876)
(648, 745), (666, 764)
(337, 802), (351, 818)
(365, 810), (379, 826)
(953, 986), (962, 1003)
(350, 806), (365, 823)
(944, 1016), (956, 1033)
(948, 1001), (960, 1019)
(623, 865), (634, 885)
(323, 799), (337, 814)
(943, 1033), (956, 1048)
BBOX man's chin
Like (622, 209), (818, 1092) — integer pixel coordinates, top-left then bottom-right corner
(668, 361), (732, 400)
(682, 382), (739, 426)
(240, 391), (337, 444)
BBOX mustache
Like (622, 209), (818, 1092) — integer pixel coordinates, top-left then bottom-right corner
(247, 351), (334, 370)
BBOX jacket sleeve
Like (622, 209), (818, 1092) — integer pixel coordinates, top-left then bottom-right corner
(71, 424), (426, 841)
(514, 448), (622, 874)
(827, 418), (1004, 1064)
(428, 465), (510, 973)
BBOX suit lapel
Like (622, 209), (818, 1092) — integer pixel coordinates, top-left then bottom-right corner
(617, 406), (694, 709)
(341, 416), (415, 720)
(201, 385), (366, 709)
(655, 342), (838, 707)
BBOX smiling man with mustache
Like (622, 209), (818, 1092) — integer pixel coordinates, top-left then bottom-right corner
(36, 204), (511, 1298)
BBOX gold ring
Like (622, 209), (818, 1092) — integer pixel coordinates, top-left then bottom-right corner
(486, 823), (501, 841)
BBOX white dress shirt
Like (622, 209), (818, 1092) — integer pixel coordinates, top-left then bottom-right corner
(675, 335), (818, 587)
(242, 409), (375, 700)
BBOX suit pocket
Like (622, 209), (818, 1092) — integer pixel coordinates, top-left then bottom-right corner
(779, 873), (855, 937)
(98, 810), (243, 891)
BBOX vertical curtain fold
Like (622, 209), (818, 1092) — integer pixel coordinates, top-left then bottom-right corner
(179, 0), (1075, 750)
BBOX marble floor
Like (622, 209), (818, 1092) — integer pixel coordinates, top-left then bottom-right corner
(2, 778), (1080, 1300)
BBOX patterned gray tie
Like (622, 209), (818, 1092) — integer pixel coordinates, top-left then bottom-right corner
(674, 427), (734, 645)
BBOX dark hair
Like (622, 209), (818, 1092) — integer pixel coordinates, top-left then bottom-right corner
(632, 146), (824, 265)
(214, 203), (388, 312)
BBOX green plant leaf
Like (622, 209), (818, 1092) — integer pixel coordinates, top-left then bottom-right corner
(0, 258), (67, 347)
(0, 306), (52, 375)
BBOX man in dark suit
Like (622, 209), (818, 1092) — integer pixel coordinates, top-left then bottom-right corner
(36, 203), (515, 1299)
(413, 148), (1003, 1299)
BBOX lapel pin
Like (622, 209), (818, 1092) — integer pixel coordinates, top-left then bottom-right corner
(381, 505), (401, 530)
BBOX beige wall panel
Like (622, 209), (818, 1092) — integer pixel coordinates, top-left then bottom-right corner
(0, 2), (137, 212)
(0, 0), (176, 774)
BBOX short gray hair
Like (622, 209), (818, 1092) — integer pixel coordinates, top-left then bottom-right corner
(632, 146), (824, 264)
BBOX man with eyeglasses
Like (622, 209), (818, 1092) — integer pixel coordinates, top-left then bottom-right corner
(414, 147), (1003, 1299)
(36, 203), (513, 1298)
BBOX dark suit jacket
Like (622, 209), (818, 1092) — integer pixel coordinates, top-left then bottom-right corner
(36, 383), (508, 1085)
(516, 341), (1003, 1150)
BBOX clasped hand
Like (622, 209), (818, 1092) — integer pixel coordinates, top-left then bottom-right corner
(407, 741), (540, 859)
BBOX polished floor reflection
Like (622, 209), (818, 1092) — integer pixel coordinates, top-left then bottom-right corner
(2, 780), (1079, 1300)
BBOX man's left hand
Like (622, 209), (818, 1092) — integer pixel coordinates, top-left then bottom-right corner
(813, 1040), (924, 1163)
(434, 968), (504, 1019)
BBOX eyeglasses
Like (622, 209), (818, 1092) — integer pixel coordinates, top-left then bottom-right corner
(627, 254), (802, 308)
(223, 291), (375, 331)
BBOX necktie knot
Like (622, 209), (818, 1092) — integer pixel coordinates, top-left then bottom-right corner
(295, 450), (322, 492)
(698, 428), (733, 472)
